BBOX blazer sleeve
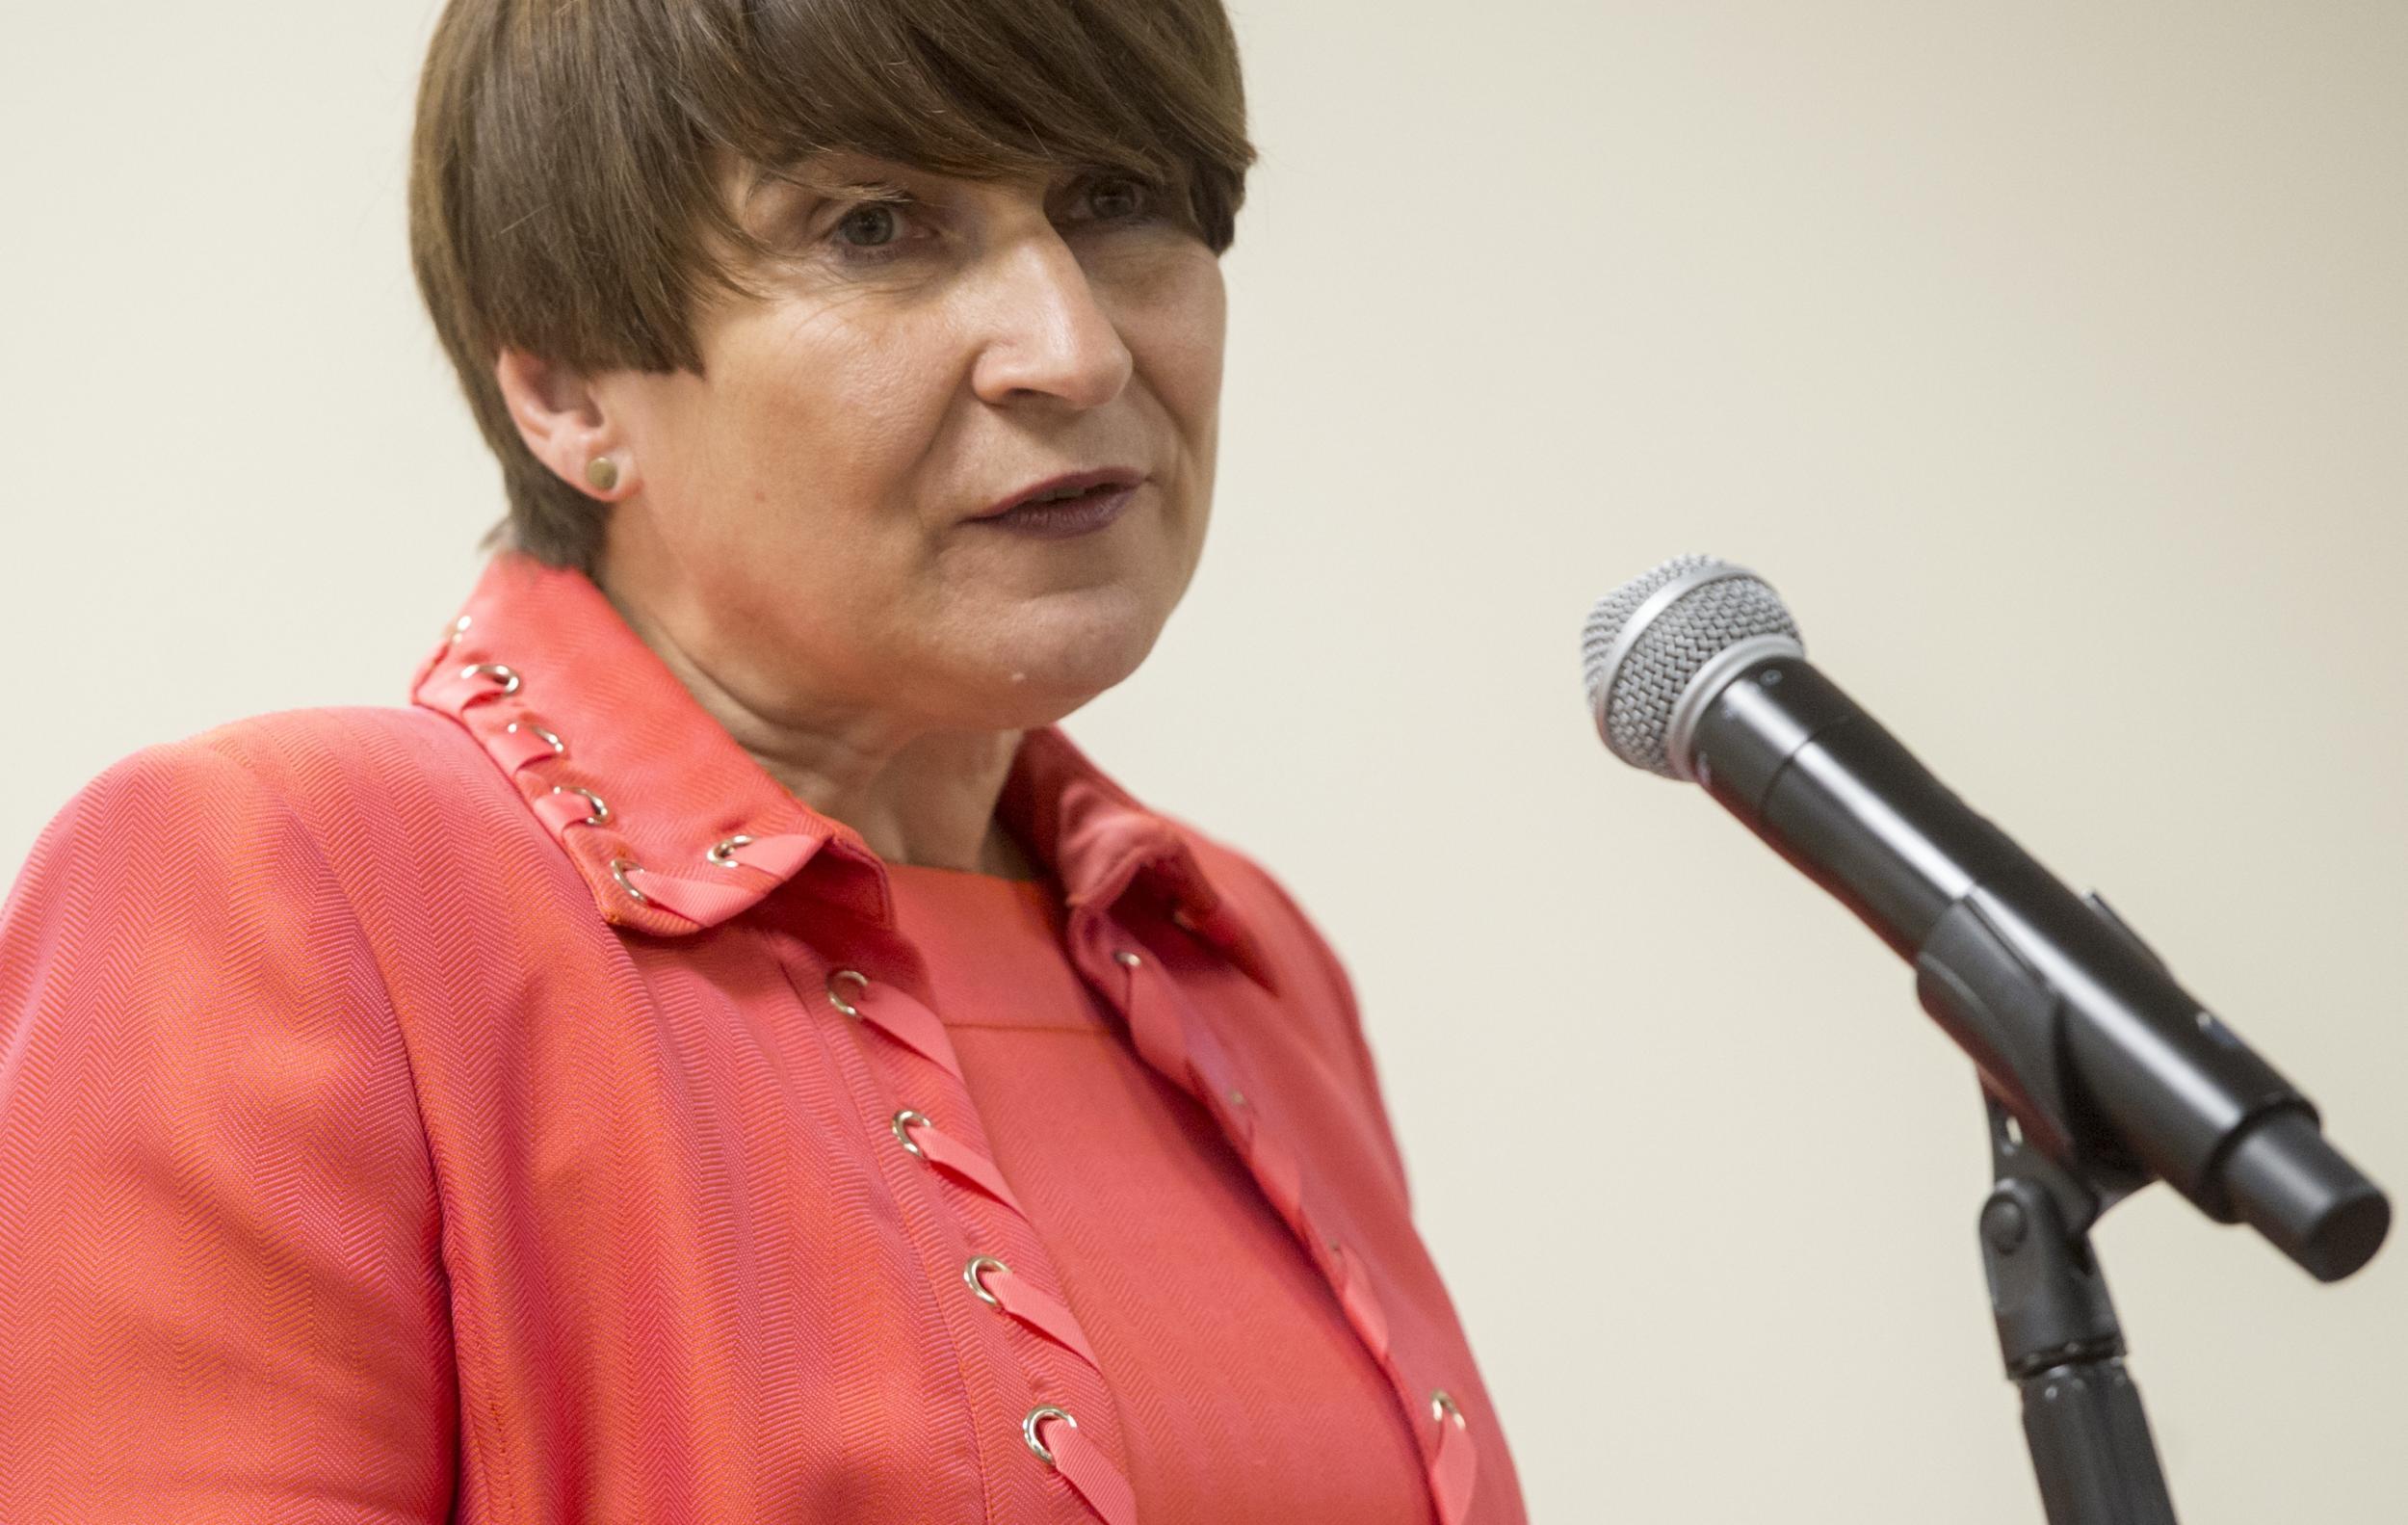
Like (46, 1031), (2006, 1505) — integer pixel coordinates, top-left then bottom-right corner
(0, 741), (456, 1523)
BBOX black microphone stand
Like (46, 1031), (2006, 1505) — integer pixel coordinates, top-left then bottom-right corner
(1976, 1089), (2179, 1525)
(1920, 887), (2187, 1522)
(1896, 861), (2269, 1523)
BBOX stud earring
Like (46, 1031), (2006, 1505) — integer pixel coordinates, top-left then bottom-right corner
(586, 457), (621, 493)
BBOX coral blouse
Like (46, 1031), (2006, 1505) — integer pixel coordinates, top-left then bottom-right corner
(0, 550), (1525, 1524)
(883, 862), (1432, 1522)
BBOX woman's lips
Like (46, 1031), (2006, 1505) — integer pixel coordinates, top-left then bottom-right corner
(968, 483), (1139, 539)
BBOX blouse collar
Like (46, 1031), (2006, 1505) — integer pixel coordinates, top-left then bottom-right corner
(407, 551), (1275, 991)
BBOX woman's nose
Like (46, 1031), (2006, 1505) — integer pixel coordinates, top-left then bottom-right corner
(969, 230), (1135, 411)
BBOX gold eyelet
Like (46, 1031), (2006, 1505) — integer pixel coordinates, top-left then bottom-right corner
(891, 1108), (931, 1159)
(963, 1254), (1008, 1308)
(825, 969), (869, 1018)
(1430, 1389), (1465, 1429)
(1023, 1404), (1077, 1468)
(551, 784), (610, 827)
(609, 857), (647, 905)
(459, 662), (521, 696)
(707, 834), (755, 869)
(507, 721), (565, 756)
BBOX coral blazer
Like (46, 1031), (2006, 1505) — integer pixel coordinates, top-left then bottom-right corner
(0, 551), (1524, 1523)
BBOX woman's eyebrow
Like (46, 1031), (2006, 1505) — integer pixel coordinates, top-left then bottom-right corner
(745, 153), (911, 207)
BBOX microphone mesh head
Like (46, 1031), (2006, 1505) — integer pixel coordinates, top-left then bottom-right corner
(1582, 554), (1802, 776)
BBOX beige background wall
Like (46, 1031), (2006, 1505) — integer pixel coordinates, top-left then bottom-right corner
(4, 3), (2401, 1519)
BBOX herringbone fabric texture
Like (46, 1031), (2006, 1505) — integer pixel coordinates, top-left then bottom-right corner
(0, 551), (1527, 1523)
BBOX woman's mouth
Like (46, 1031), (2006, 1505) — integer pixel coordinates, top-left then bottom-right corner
(970, 483), (1139, 539)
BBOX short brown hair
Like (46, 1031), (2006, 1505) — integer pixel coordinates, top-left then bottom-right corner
(408, 0), (1259, 574)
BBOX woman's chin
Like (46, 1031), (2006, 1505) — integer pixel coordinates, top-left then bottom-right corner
(955, 620), (1160, 723)
(992, 647), (1142, 711)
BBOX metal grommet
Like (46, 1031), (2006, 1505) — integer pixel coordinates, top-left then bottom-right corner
(460, 662), (521, 696)
(707, 834), (756, 869)
(508, 721), (565, 756)
(551, 784), (611, 827)
(963, 1254), (1008, 1308)
(891, 1108), (931, 1159)
(825, 969), (869, 1018)
(1023, 1404), (1077, 1468)
(609, 857), (647, 905)
(1430, 1389), (1465, 1429)
(1113, 949), (1142, 968)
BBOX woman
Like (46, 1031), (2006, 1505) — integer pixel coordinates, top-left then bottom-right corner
(0, 2), (1525, 1520)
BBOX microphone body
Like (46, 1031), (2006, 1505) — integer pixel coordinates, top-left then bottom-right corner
(1584, 556), (2388, 1281)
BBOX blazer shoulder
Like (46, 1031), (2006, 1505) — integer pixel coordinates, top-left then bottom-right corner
(119, 703), (521, 843)
(21, 703), (546, 930)
(183, 702), (501, 812)
(33, 703), (479, 829)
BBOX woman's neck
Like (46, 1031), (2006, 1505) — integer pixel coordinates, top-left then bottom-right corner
(599, 577), (1043, 877)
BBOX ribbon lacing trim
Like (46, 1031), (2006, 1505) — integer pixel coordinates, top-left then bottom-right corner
(845, 977), (1139, 1525)
(899, 1110), (1031, 1220)
(431, 659), (830, 929)
(847, 957), (1478, 1525)
(617, 834), (821, 924)
(1041, 1408), (1137, 1525)
(1121, 955), (1481, 1525)
(977, 1260), (1103, 1368)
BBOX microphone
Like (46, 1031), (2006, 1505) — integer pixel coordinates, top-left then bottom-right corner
(1581, 553), (2389, 1281)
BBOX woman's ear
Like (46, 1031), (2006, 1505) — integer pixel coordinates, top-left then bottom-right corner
(494, 348), (639, 501)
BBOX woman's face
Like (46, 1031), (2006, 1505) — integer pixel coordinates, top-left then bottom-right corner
(584, 152), (1226, 738)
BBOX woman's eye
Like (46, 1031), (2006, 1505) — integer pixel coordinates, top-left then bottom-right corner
(1081, 172), (1188, 233)
(822, 173), (1165, 269)
(828, 197), (919, 264)
(1082, 175), (1154, 223)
